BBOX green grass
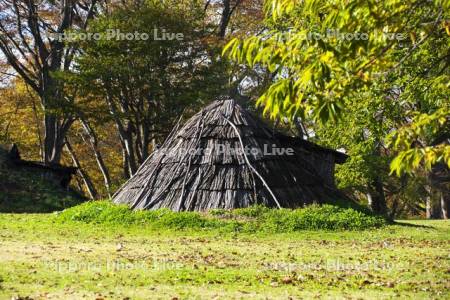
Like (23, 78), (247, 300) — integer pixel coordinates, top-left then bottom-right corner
(56, 201), (387, 231)
(0, 209), (449, 299)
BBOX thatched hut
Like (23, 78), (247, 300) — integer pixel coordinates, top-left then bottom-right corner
(113, 97), (348, 211)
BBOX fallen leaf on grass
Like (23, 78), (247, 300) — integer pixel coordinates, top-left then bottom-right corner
(282, 276), (293, 284)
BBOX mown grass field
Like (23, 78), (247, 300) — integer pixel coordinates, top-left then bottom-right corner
(0, 210), (449, 299)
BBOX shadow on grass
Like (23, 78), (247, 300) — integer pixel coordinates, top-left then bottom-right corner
(392, 220), (435, 229)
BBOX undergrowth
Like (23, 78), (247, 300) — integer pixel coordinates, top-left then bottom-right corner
(0, 164), (84, 213)
(57, 201), (387, 232)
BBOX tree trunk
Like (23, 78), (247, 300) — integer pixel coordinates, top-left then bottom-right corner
(218, 0), (243, 38)
(368, 177), (387, 215)
(425, 185), (441, 219)
(428, 163), (449, 219)
(65, 139), (98, 200)
(140, 123), (150, 163)
(43, 115), (63, 164)
(426, 198), (441, 219)
(122, 147), (131, 179)
(440, 191), (449, 219)
(41, 89), (73, 166)
(80, 118), (112, 198)
(123, 130), (138, 176)
(366, 192), (373, 208)
(389, 197), (399, 220)
(104, 87), (138, 177)
(218, 0), (231, 38)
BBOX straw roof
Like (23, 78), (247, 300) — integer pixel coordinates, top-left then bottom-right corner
(113, 97), (348, 211)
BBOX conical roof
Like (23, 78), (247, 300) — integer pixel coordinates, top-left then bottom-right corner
(113, 97), (347, 211)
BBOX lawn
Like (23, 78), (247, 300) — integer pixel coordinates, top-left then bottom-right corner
(0, 213), (449, 299)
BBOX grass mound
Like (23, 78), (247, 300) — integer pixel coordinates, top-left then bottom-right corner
(57, 201), (387, 231)
(212, 204), (387, 230)
(57, 201), (222, 230)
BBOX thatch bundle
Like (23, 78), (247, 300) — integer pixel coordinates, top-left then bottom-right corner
(113, 97), (348, 211)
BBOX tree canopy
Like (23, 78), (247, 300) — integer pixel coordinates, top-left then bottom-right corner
(223, 0), (450, 175)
